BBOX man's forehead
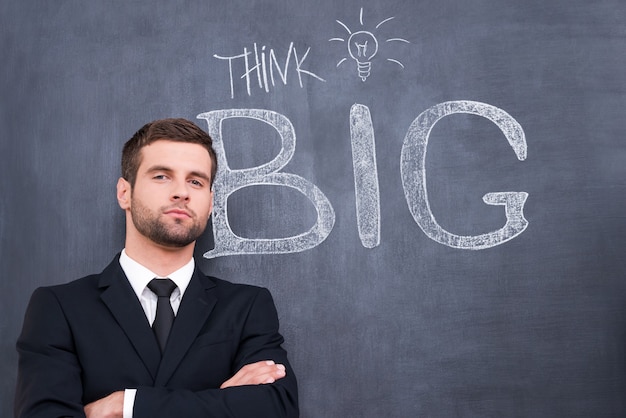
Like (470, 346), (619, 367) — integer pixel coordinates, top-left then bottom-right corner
(138, 140), (212, 171)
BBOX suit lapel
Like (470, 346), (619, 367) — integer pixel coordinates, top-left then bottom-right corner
(155, 269), (217, 386)
(98, 258), (162, 380)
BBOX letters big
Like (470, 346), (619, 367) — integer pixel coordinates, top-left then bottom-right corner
(198, 100), (528, 258)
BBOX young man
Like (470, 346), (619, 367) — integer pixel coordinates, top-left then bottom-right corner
(14, 119), (298, 418)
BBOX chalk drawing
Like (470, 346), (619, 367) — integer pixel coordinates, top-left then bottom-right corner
(350, 104), (381, 248)
(214, 42), (326, 98)
(330, 7), (409, 81)
(197, 109), (335, 258)
(400, 100), (528, 250)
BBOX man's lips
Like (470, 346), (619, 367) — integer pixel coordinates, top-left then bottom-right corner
(164, 208), (192, 218)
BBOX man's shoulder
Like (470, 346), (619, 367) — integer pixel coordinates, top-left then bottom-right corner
(34, 256), (121, 295)
(197, 272), (272, 299)
(50, 272), (103, 291)
(196, 274), (279, 317)
(201, 273), (265, 291)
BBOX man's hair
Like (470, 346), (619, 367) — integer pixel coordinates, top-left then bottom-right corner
(121, 118), (218, 187)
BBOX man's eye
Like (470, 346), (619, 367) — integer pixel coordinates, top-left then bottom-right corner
(153, 175), (167, 180)
(190, 179), (203, 187)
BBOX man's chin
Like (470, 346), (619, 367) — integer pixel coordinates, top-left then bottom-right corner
(162, 226), (205, 248)
(153, 236), (196, 249)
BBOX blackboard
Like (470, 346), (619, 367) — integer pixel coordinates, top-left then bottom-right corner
(2, 0), (626, 416)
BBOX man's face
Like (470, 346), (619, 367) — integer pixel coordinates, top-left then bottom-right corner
(125, 140), (214, 248)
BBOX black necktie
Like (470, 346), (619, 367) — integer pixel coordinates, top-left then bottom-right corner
(147, 278), (177, 353)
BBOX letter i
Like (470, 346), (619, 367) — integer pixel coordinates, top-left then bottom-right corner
(252, 43), (263, 89)
(350, 104), (381, 248)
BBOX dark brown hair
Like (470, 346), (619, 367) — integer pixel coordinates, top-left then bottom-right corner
(121, 118), (218, 187)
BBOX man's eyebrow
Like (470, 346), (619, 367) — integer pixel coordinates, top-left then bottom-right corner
(189, 170), (212, 182)
(146, 165), (174, 174)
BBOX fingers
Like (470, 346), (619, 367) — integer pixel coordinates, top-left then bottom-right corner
(220, 360), (287, 389)
(84, 391), (124, 418)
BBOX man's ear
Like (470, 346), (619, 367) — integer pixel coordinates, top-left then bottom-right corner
(208, 190), (214, 219)
(116, 177), (131, 210)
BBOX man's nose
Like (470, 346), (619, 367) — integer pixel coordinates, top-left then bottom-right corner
(171, 180), (190, 201)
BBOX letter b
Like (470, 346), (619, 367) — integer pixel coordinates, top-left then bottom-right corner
(197, 109), (335, 258)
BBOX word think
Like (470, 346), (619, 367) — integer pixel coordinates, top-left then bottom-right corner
(214, 42), (326, 98)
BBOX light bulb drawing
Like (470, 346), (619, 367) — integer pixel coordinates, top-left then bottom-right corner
(347, 31), (378, 81)
(330, 7), (409, 82)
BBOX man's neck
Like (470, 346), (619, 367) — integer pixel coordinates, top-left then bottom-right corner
(124, 240), (195, 277)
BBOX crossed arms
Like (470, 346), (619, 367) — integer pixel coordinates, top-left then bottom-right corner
(15, 283), (298, 418)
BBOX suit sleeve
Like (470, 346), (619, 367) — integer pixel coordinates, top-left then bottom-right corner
(133, 287), (299, 418)
(14, 287), (87, 418)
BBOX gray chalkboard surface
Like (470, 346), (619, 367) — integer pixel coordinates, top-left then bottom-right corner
(2, 1), (626, 417)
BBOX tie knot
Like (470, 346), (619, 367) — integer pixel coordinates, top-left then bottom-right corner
(147, 278), (177, 298)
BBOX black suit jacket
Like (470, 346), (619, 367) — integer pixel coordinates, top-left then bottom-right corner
(14, 256), (298, 417)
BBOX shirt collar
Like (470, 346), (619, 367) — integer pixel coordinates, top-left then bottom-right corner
(119, 249), (195, 300)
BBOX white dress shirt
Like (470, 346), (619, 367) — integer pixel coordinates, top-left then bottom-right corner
(118, 249), (195, 418)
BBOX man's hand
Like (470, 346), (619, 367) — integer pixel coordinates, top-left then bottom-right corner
(220, 360), (287, 389)
(84, 391), (124, 418)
